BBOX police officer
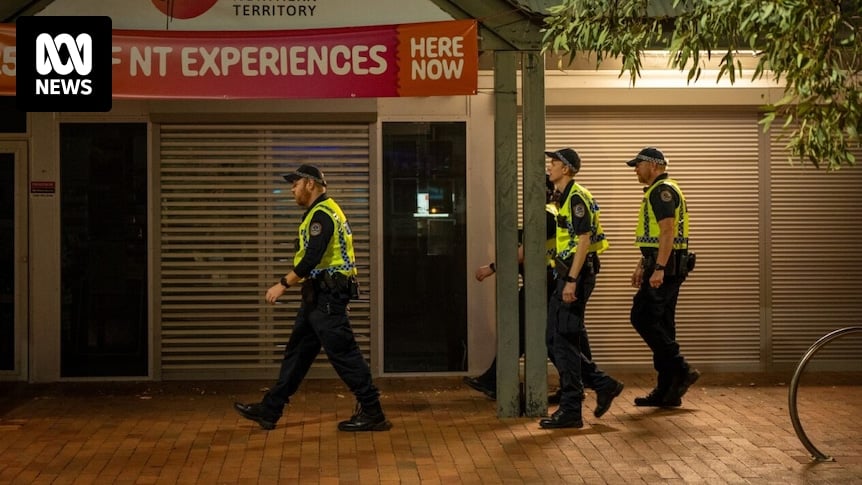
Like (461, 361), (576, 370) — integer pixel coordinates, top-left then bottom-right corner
(540, 148), (623, 429)
(463, 175), (560, 400)
(626, 147), (700, 407)
(234, 164), (391, 432)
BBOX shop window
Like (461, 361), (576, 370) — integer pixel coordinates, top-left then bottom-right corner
(382, 122), (467, 372)
(60, 123), (148, 377)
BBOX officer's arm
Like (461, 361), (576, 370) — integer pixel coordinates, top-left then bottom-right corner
(651, 186), (679, 269)
(567, 195), (592, 281)
(292, 211), (334, 277)
(656, 218), (675, 268)
(265, 212), (334, 303)
(284, 211), (335, 286)
(291, 212), (335, 279)
(569, 233), (591, 282)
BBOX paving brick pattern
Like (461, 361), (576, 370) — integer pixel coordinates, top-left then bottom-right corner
(0, 373), (860, 484)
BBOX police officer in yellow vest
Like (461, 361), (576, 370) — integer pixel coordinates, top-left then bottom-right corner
(464, 176), (561, 400)
(627, 147), (700, 408)
(234, 164), (391, 432)
(540, 148), (623, 429)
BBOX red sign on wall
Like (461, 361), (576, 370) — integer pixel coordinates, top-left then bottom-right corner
(29, 180), (56, 195)
(0, 19), (478, 99)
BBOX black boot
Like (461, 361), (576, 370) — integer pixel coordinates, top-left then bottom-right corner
(539, 408), (584, 429)
(337, 403), (392, 432)
(666, 368), (701, 402)
(234, 402), (278, 430)
(594, 380), (624, 418)
(635, 371), (679, 407)
(463, 376), (496, 400)
(633, 388), (680, 407)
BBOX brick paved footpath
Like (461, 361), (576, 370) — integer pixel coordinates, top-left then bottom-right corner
(0, 373), (860, 484)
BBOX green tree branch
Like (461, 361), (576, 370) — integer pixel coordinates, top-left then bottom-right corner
(542, 0), (862, 169)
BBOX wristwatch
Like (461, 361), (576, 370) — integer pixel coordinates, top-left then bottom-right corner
(654, 264), (666, 271)
(279, 276), (290, 288)
(563, 275), (576, 283)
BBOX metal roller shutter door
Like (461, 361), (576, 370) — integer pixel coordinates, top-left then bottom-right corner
(157, 123), (371, 379)
(520, 108), (762, 368)
(769, 135), (862, 367)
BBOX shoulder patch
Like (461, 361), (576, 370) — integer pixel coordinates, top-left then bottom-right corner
(309, 222), (323, 236)
(574, 203), (586, 218)
(660, 189), (673, 203)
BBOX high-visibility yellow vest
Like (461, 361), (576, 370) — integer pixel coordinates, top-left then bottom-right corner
(294, 198), (358, 278)
(545, 203), (558, 267)
(635, 178), (689, 249)
(555, 183), (609, 261)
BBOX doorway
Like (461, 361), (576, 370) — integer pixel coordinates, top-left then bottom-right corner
(59, 123), (148, 377)
(0, 141), (27, 379)
(382, 122), (467, 372)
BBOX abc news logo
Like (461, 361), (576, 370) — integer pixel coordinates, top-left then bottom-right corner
(36, 33), (94, 94)
(17, 16), (112, 112)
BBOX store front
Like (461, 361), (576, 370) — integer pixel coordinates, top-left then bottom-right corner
(3, 0), (860, 383)
(515, 70), (862, 373)
(1, 0), (496, 381)
(20, 95), (493, 381)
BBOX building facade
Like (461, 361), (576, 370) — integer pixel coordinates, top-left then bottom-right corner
(1, 0), (860, 382)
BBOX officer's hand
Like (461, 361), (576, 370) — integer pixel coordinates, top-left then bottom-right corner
(562, 281), (577, 303)
(265, 282), (286, 304)
(475, 265), (495, 282)
(649, 269), (664, 288)
(631, 267), (643, 287)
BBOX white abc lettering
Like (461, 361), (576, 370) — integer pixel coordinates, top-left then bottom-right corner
(36, 33), (93, 76)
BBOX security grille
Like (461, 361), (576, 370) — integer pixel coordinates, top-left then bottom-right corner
(769, 132), (862, 365)
(157, 123), (370, 379)
(520, 108), (762, 368)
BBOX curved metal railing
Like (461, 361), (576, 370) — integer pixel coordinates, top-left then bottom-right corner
(788, 326), (862, 462)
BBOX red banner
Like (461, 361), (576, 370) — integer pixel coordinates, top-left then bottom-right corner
(0, 19), (477, 99)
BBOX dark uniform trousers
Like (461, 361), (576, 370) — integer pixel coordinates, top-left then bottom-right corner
(547, 269), (616, 413)
(630, 268), (690, 391)
(262, 290), (379, 419)
(474, 267), (566, 388)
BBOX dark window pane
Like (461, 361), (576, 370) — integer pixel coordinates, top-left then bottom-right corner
(0, 154), (14, 370)
(0, 97), (27, 133)
(382, 122), (467, 372)
(60, 123), (148, 377)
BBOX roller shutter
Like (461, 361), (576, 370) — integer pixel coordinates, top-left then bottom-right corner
(769, 133), (862, 367)
(520, 108), (762, 368)
(157, 123), (371, 379)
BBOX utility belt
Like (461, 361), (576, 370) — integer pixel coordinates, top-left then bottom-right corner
(554, 252), (600, 280)
(641, 249), (696, 276)
(300, 271), (361, 309)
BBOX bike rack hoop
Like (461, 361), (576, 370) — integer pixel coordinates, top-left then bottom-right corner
(788, 326), (862, 462)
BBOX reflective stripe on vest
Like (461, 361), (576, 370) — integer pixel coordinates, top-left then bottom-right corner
(555, 183), (609, 261)
(635, 178), (689, 249)
(294, 198), (358, 278)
